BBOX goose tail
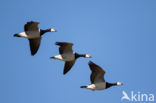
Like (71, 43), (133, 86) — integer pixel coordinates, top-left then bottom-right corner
(80, 86), (87, 88)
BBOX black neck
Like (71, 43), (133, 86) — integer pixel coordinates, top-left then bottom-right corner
(40, 29), (51, 35)
(106, 82), (117, 89)
(75, 53), (86, 59)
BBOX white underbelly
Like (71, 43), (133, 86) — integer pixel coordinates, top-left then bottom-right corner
(26, 31), (40, 39)
(94, 82), (106, 90)
(62, 53), (75, 61)
(86, 82), (106, 90)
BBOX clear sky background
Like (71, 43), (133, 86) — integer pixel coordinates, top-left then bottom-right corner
(0, 0), (156, 103)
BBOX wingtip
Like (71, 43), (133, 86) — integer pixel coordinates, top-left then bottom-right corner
(55, 42), (59, 45)
(27, 21), (40, 24)
(31, 53), (35, 56)
(30, 51), (36, 56)
(63, 68), (70, 75)
(55, 42), (73, 46)
(88, 61), (94, 65)
(63, 71), (67, 75)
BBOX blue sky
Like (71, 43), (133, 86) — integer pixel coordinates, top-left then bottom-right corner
(0, 0), (156, 103)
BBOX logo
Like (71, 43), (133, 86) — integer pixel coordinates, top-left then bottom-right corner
(121, 91), (155, 102)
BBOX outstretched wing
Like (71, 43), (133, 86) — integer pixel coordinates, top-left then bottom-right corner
(28, 38), (41, 56)
(63, 60), (76, 75)
(55, 42), (73, 54)
(24, 21), (40, 31)
(88, 61), (105, 84)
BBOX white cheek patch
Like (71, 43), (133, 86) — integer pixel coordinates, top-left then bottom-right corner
(85, 54), (91, 58)
(50, 29), (56, 32)
(117, 82), (123, 86)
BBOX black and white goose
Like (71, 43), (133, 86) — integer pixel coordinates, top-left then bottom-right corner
(14, 21), (56, 56)
(50, 42), (91, 75)
(81, 61), (123, 91)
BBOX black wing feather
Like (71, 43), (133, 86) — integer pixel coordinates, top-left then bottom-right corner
(29, 38), (41, 56)
(24, 21), (40, 31)
(88, 61), (105, 84)
(63, 60), (76, 75)
(55, 42), (73, 54)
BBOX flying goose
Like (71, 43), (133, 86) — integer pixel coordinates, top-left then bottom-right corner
(81, 61), (123, 91)
(14, 21), (56, 56)
(50, 42), (91, 75)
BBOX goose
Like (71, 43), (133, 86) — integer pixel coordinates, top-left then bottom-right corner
(50, 42), (91, 75)
(81, 61), (123, 91)
(14, 21), (56, 56)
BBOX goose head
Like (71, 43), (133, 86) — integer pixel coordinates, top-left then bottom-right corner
(117, 82), (123, 86)
(50, 28), (57, 32)
(75, 53), (91, 59)
(85, 54), (91, 58)
(106, 82), (123, 89)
